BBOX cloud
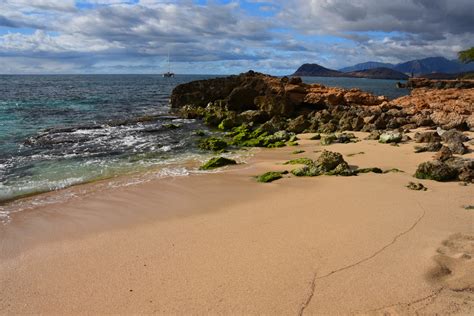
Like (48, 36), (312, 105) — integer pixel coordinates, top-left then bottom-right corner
(0, 0), (473, 74)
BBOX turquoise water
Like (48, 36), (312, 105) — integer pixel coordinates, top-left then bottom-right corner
(0, 74), (408, 221)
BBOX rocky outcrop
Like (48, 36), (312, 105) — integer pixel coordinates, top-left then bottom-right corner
(390, 87), (474, 130)
(403, 78), (474, 89)
(171, 71), (474, 133)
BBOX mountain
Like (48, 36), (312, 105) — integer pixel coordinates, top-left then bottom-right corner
(339, 62), (394, 72)
(292, 63), (344, 77)
(346, 67), (409, 80)
(340, 57), (474, 76)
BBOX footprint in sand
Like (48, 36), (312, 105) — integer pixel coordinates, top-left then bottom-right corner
(432, 233), (474, 292)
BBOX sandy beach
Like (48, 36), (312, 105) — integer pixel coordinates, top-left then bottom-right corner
(1, 131), (473, 314)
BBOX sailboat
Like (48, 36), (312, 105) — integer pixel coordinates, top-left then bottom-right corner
(163, 51), (175, 78)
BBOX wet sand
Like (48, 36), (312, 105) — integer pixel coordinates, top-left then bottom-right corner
(1, 131), (473, 314)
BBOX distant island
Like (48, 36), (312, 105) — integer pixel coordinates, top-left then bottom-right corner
(292, 64), (408, 80)
(293, 56), (474, 80)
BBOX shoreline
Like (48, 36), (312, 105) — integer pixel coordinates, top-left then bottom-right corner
(1, 131), (473, 314)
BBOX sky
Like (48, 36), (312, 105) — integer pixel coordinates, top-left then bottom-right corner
(0, 0), (473, 74)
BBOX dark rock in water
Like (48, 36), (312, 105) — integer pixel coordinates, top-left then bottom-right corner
(415, 161), (458, 181)
(407, 182), (427, 191)
(414, 131), (441, 143)
(414, 142), (442, 153)
(199, 157), (237, 170)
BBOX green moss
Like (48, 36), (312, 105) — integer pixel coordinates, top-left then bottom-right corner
(267, 141), (286, 148)
(291, 165), (321, 177)
(356, 167), (383, 174)
(310, 133), (321, 140)
(287, 141), (299, 146)
(292, 150), (305, 154)
(320, 134), (337, 146)
(198, 137), (228, 151)
(199, 157), (237, 170)
(256, 171), (287, 183)
(284, 158), (314, 166)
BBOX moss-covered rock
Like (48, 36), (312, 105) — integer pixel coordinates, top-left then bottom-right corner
(198, 137), (228, 151)
(292, 150), (305, 154)
(316, 150), (345, 172)
(256, 171), (287, 183)
(284, 157), (314, 166)
(415, 161), (458, 182)
(291, 165), (321, 177)
(320, 134), (337, 146)
(325, 162), (354, 176)
(310, 133), (321, 140)
(199, 157), (237, 170)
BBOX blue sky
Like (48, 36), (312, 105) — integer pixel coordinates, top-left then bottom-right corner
(0, 0), (473, 74)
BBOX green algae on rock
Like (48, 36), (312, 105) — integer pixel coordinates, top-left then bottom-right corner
(198, 137), (228, 151)
(284, 158), (314, 166)
(256, 171), (287, 183)
(199, 157), (237, 170)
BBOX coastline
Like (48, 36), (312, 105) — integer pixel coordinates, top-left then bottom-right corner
(1, 131), (473, 314)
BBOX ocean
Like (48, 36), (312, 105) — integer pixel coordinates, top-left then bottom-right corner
(0, 74), (408, 222)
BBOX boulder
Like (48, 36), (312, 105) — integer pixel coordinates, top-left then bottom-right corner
(414, 131), (441, 143)
(287, 115), (310, 133)
(440, 129), (469, 143)
(379, 131), (403, 144)
(199, 157), (237, 170)
(415, 161), (458, 182)
(316, 150), (345, 172)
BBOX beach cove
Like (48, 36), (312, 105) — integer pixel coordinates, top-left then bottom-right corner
(1, 129), (473, 314)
